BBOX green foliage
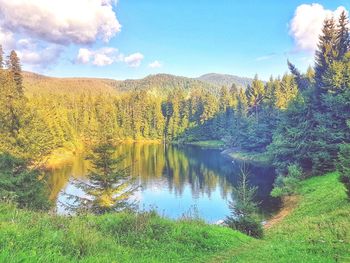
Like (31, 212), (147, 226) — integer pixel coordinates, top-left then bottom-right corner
(219, 172), (350, 262)
(271, 164), (303, 198)
(66, 142), (137, 214)
(337, 144), (350, 199)
(225, 166), (263, 238)
(0, 204), (250, 262)
(0, 153), (51, 210)
(269, 13), (350, 176)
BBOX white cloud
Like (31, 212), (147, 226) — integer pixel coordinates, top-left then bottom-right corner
(77, 48), (93, 64)
(148, 60), (163, 68)
(256, 54), (276, 61)
(0, 0), (121, 45)
(76, 48), (144, 67)
(124, 52), (144, 68)
(76, 47), (121, 66)
(17, 41), (63, 68)
(290, 4), (348, 52)
(0, 28), (15, 50)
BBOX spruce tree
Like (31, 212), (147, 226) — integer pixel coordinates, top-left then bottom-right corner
(7, 50), (23, 95)
(314, 18), (337, 94)
(336, 10), (350, 60)
(0, 45), (4, 69)
(225, 166), (263, 238)
(66, 140), (137, 214)
(245, 74), (265, 120)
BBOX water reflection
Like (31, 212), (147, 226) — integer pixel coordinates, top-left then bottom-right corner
(47, 143), (276, 222)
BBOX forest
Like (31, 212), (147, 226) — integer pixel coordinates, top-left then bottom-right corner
(0, 10), (350, 263)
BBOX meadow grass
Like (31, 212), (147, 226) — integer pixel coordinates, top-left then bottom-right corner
(1, 172), (349, 262)
(228, 151), (272, 166)
(222, 172), (350, 262)
(0, 206), (250, 263)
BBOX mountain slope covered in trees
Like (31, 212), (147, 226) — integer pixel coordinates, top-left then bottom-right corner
(197, 73), (253, 88)
(23, 72), (224, 96)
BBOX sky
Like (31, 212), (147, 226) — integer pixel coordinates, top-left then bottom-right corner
(0, 0), (349, 80)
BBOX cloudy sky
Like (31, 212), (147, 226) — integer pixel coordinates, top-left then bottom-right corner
(0, 0), (349, 80)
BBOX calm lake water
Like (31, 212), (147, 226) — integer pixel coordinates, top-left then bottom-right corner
(47, 143), (276, 223)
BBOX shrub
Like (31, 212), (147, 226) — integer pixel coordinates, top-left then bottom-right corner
(0, 153), (51, 210)
(226, 215), (263, 238)
(337, 144), (350, 199)
(271, 164), (303, 198)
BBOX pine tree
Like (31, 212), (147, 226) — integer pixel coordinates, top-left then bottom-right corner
(225, 166), (263, 238)
(7, 50), (23, 95)
(245, 74), (265, 120)
(288, 60), (310, 91)
(314, 18), (337, 94)
(66, 141), (137, 214)
(0, 45), (4, 69)
(336, 10), (350, 60)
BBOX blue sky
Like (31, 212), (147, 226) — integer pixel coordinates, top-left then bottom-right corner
(1, 0), (349, 80)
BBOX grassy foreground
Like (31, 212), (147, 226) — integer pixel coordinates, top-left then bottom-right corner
(0, 206), (250, 263)
(0, 172), (349, 262)
(213, 172), (350, 262)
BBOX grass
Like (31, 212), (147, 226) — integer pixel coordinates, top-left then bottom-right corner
(0, 206), (250, 263)
(213, 172), (350, 262)
(185, 140), (226, 149)
(228, 151), (272, 166)
(1, 172), (349, 262)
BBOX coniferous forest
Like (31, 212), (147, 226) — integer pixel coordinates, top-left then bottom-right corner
(0, 5), (350, 263)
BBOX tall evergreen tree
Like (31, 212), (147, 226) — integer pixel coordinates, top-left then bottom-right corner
(7, 50), (23, 95)
(0, 45), (4, 69)
(336, 10), (350, 60)
(66, 141), (137, 214)
(314, 18), (337, 94)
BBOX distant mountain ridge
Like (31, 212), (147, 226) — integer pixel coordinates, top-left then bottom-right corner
(197, 73), (253, 88)
(23, 71), (252, 96)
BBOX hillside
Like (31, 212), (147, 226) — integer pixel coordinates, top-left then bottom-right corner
(23, 71), (120, 95)
(23, 72), (221, 96)
(0, 204), (250, 262)
(114, 73), (220, 95)
(197, 73), (253, 88)
(211, 172), (350, 262)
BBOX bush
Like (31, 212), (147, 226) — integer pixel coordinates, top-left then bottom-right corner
(225, 216), (263, 238)
(0, 153), (51, 210)
(337, 144), (350, 199)
(271, 164), (303, 198)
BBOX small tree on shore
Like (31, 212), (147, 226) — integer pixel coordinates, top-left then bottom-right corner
(225, 165), (263, 238)
(66, 140), (138, 214)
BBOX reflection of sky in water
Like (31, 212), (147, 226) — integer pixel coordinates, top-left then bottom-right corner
(138, 183), (231, 223)
(49, 143), (275, 223)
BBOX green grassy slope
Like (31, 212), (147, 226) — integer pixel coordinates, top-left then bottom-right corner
(0, 206), (250, 263)
(218, 172), (350, 263)
(1, 172), (348, 262)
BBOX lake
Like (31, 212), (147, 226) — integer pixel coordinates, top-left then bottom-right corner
(47, 143), (276, 223)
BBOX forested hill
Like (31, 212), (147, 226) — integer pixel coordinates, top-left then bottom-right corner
(197, 73), (253, 88)
(22, 71), (120, 95)
(23, 71), (247, 96)
(112, 73), (220, 96)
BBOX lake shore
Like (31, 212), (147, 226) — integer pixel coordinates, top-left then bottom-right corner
(221, 148), (272, 166)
